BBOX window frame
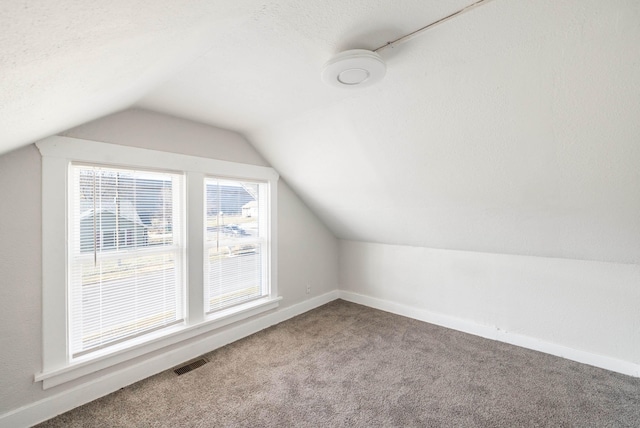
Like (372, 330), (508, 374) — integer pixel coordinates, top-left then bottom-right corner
(36, 136), (280, 389)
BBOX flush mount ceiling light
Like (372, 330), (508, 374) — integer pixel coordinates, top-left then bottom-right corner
(321, 0), (492, 89)
(322, 49), (386, 88)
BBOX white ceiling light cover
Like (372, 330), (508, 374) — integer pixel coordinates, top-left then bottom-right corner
(322, 49), (386, 88)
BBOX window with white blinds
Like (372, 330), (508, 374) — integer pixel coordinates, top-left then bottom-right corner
(69, 164), (185, 357)
(38, 137), (278, 387)
(204, 177), (269, 313)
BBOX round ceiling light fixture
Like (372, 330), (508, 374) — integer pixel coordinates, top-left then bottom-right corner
(321, 49), (386, 88)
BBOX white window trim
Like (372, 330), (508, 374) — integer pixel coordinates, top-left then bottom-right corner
(35, 136), (280, 389)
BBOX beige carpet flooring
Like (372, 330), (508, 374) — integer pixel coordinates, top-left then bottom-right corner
(38, 300), (640, 427)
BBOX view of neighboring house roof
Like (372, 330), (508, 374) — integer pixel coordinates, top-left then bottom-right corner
(79, 201), (147, 227)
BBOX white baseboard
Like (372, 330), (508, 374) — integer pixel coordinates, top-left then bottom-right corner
(6, 288), (637, 428)
(0, 290), (339, 428)
(338, 290), (640, 378)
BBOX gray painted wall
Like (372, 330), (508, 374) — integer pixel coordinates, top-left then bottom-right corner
(0, 109), (339, 415)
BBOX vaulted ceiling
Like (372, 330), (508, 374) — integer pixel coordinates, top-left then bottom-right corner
(2, 0), (639, 263)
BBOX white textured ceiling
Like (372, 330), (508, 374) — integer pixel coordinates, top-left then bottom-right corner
(3, 0), (640, 263)
(0, 0), (255, 153)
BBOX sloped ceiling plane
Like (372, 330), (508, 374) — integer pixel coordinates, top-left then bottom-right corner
(2, 0), (639, 263)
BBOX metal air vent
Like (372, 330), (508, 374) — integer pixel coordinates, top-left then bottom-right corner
(173, 358), (209, 376)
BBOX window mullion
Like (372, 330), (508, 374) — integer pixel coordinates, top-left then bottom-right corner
(187, 171), (205, 324)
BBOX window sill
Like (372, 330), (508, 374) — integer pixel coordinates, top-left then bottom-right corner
(35, 296), (282, 389)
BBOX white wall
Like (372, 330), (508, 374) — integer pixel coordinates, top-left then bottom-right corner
(339, 240), (640, 375)
(0, 109), (339, 420)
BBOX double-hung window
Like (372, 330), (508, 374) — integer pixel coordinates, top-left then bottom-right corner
(204, 178), (269, 313)
(37, 137), (279, 389)
(69, 165), (185, 357)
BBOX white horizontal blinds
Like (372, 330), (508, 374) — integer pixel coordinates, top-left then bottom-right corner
(204, 177), (267, 313)
(69, 164), (184, 357)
